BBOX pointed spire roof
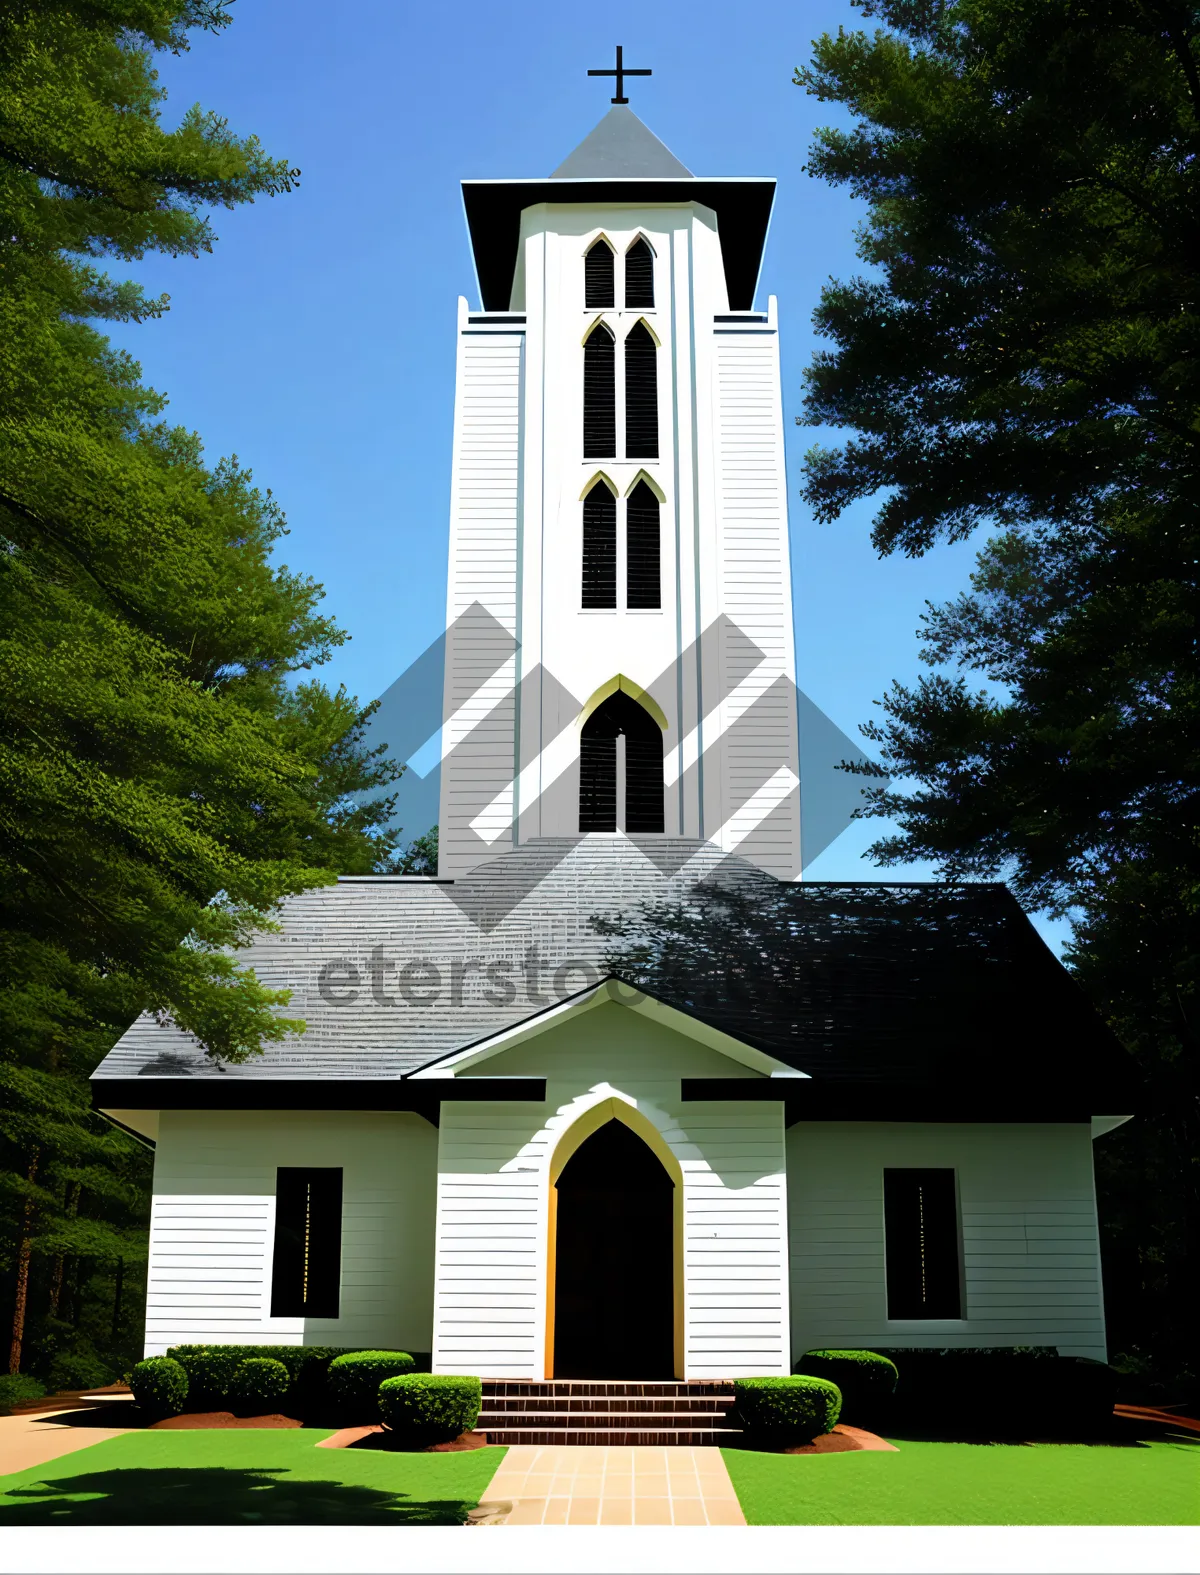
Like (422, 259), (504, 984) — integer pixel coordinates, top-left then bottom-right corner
(550, 106), (692, 180)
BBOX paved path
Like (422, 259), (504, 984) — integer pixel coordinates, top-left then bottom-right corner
(471, 1444), (746, 1525)
(0, 1407), (133, 1478)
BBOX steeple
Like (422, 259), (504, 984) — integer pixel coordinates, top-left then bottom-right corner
(441, 101), (800, 881)
(550, 106), (693, 180)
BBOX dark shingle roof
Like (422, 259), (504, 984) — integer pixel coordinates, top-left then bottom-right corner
(90, 837), (1136, 1107)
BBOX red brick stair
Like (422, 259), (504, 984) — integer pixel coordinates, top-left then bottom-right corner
(477, 1379), (742, 1446)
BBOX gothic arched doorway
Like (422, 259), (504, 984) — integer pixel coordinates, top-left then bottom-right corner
(552, 1118), (675, 1378)
(579, 689), (665, 834)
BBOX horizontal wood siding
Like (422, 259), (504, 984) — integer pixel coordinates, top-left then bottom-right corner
(786, 1122), (1107, 1361)
(144, 1111), (437, 1356)
(440, 322), (523, 874)
(712, 329), (800, 877)
(430, 1003), (790, 1378)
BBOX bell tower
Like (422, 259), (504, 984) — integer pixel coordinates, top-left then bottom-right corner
(438, 94), (801, 880)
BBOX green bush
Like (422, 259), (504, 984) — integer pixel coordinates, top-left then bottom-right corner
(328, 1350), (416, 1422)
(174, 1350), (242, 1410)
(228, 1358), (291, 1414)
(377, 1374), (482, 1446)
(795, 1350), (898, 1423)
(733, 1376), (842, 1446)
(870, 1348), (1119, 1437)
(0, 1374), (47, 1411)
(167, 1344), (352, 1418)
(45, 1352), (116, 1395)
(129, 1357), (188, 1418)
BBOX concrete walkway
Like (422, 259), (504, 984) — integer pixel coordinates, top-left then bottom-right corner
(0, 1406), (133, 1478)
(470, 1444), (746, 1525)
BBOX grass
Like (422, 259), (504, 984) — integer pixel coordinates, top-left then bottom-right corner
(722, 1437), (1200, 1525)
(0, 1429), (507, 1525)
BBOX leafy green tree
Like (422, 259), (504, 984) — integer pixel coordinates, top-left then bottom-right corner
(393, 825), (439, 876)
(796, 0), (1198, 1385)
(1, 1), (400, 1372)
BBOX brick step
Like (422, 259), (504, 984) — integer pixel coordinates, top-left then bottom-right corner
(478, 1426), (744, 1447)
(478, 1408), (733, 1427)
(475, 1404), (730, 1417)
(481, 1381), (735, 1398)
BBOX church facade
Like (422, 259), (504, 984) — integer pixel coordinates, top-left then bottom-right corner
(91, 107), (1135, 1381)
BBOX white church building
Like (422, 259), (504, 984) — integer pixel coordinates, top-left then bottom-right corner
(92, 102), (1135, 1386)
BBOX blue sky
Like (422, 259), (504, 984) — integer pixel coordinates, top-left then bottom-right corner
(105, 1), (1065, 946)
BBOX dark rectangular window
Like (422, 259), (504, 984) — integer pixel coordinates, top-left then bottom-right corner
(884, 1168), (961, 1319)
(270, 1167), (343, 1318)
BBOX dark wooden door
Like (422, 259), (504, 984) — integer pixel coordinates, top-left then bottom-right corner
(553, 1119), (674, 1378)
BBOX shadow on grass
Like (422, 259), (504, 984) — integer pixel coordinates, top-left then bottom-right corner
(0, 1467), (477, 1526)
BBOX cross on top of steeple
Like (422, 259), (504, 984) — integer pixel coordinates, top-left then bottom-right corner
(587, 44), (651, 105)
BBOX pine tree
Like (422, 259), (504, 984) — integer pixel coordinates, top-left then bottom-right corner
(1, 3), (401, 1375)
(796, 0), (1199, 1385)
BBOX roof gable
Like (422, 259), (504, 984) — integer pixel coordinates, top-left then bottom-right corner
(408, 977), (809, 1080)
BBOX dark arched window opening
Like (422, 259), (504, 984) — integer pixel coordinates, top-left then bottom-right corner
(624, 321), (658, 459)
(583, 323), (616, 458)
(582, 483), (616, 609)
(624, 237), (654, 309)
(585, 239), (614, 309)
(579, 689), (665, 835)
(626, 481), (660, 610)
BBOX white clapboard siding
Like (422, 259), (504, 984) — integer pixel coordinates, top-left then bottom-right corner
(143, 1111), (437, 1357)
(786, 1122), (1108, 1362)
(430, 1001), (790, 1379)
(439, 305), (523, 876)
(710, 315), (801, 878)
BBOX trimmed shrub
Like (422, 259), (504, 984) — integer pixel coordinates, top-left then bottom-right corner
(733, 1376), (842, 1446)
(167, 1344), (354, 1419)
(0, 1374), (46, 1411)
(328, 1351), (416, 1423)
(174, 1350), (242, 1411)
(228, 1358), (291, 1414)
(870, 1348), (1120, 1437)
(377, 1374), (482, 1447)
(45, 1352), (115, 1395)
(795, 1350), (898, 1424)
(129, 1357), (188, 1418)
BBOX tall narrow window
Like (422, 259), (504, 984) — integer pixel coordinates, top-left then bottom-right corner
(579, 690), (665, 835)
(583, 323), (616, 458)
(270, 1167), (343, 1319)
(626, 481), (660, 610)
(582, 482), (616, 609)
(884, 1168), (962, 1319)
(585, 239), (614, 309)
(624, 237), (654, 309)
(624, 321), (658, 459)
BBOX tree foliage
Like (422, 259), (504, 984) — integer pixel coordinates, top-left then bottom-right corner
(796, 0), (1198, 1385)
(1, 0), (401, 1375)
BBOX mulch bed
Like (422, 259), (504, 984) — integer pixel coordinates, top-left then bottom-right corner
(779, 1430), (861, 1456)
(150, 1411), (303, 1430)
(319, 1425), (491, 1452)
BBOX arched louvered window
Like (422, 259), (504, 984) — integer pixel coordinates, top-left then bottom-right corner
(583, 323), (616, 458)
(582, 482), (616, 609)
(626, 481), (660, 610)
(624, 237), (654, 309)
(585, 239), (614, 309)
(579, 690), (665, 835)
(624, 321), (658, 460)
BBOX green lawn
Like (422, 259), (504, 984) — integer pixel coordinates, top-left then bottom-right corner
(0, 1429), (507, 1525)
(722, 1438), (1200, 1525)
